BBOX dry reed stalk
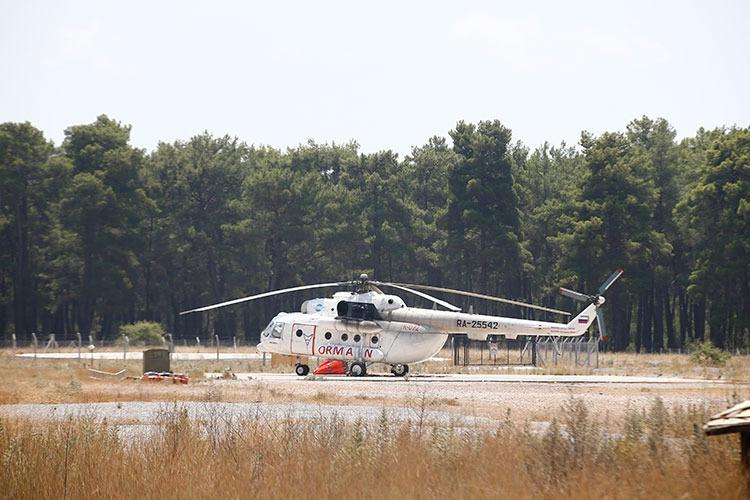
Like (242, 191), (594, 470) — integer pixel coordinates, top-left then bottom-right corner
(0, 399), (747, 499)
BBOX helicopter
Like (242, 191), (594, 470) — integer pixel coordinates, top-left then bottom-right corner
(180, 269), (623, 377)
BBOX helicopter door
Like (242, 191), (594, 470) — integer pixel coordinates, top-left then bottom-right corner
(290, 323), (316, 356)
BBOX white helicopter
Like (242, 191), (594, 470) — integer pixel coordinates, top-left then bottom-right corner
(181, 270), (623, 377)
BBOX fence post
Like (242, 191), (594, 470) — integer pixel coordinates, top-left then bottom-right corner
(31, 332), (37, 360)
(76, 332), (82, 361)
(233, 336), (237, 351)
(553, 339), (558, 366)
(124, 335), (129, 360)
(215, 335), (220, 360)
(11, 334), (16, 350)
(45, 333), (58, 351)
(166, 334), (174, 353)
(595, 337), (600, 369)
(196, 337), (200, 352)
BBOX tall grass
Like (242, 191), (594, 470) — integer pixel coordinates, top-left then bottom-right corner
(0, 399), (746, 499)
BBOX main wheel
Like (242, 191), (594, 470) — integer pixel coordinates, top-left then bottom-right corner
(348, 362), (367, 377)
(390, 364), (409, 377)
(295, 363), (310, 376)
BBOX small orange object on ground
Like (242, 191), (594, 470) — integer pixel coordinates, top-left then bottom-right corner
(314, 360), (347, 375)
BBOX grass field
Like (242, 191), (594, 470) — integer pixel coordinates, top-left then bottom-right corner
(0, 399), (747, 499)
(2, 347), (749, 406)
(1, 348), (749, 498)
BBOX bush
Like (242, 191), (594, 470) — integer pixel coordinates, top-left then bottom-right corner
(118, 321), (166, 346)
(688, 340), (730, 366)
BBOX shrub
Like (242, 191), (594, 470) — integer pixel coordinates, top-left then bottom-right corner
(688, 340), (730, 366)
(118, 321), (165, 346)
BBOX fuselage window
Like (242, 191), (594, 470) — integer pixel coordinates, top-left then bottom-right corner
(371, 336), (379, 345)
(295, 329), (303, 337)
(324, 332), (332, 340)
(353, 334), (361, 343)
(341, 333), (349, 342)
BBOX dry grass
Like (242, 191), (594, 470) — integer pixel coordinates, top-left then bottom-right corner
(2, 348), (749, 497)
(0, 398), (747, 499)
(0, 350), (292, 405)
(418, 348), (750, 382)
(2, 349), (749, 421)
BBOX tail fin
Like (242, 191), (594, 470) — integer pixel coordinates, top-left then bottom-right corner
(567, 303), (598, 335)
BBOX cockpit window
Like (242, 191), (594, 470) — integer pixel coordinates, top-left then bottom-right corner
(261, 321), (273, 337)
(261, 321), (284, 339)
(271, 323), (283, 339)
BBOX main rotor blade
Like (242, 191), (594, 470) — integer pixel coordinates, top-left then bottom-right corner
(597, 268), (624, 295)
(375, 282), (461, 312)
(180, 282), (351, 315)
(388, 283), (570, 316)
(559, 287), (590, 303)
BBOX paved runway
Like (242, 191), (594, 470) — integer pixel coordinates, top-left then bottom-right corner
(209, 371), (731, 386)
(0, 400), (494, 429)
(16, 352), (265, 360)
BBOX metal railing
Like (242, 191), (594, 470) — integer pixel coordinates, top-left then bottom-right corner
(452, 335), (601, 368)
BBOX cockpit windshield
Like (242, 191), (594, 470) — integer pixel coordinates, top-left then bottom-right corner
(261, 322), (273, 337)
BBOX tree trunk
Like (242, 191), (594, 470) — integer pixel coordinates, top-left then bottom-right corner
(653, 286), (664, 351)
(665, 287), (676, 349)
(636, 293), (643, 353)
(693, 297), (706, 342)
(12, 191), (35, 342)
(612, 287), (629, 351)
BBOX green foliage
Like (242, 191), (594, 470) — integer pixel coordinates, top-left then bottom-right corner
(680, 129), (750, 347)
(0, 115), (747, 352)
(119, 321), (165, 346)
(688, 340), (730, 366)
(446, 120), (522, 296)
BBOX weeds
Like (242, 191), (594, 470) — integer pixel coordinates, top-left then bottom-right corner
(0, 400), (746, 499)
(689, 340), (731, 366)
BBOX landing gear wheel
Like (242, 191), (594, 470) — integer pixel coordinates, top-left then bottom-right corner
(390, 364), (409, 377)
(348, 362), (367, 377)
(295, 363), (310, 376)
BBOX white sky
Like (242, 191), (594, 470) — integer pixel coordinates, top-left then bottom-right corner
(1, 0), (748, 155)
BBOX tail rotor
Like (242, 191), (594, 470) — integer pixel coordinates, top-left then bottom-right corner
(559, 269), (623, 341)
(597, 268), (624, 296)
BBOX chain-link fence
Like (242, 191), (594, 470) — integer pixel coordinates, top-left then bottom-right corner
(452, 335), (601, 368)
(0, 332), (261, 360)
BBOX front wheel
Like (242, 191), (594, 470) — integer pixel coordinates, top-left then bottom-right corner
(348, 362), (367, 377)
(390, 364), (409, 377)
(295, 363), (310, 376)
